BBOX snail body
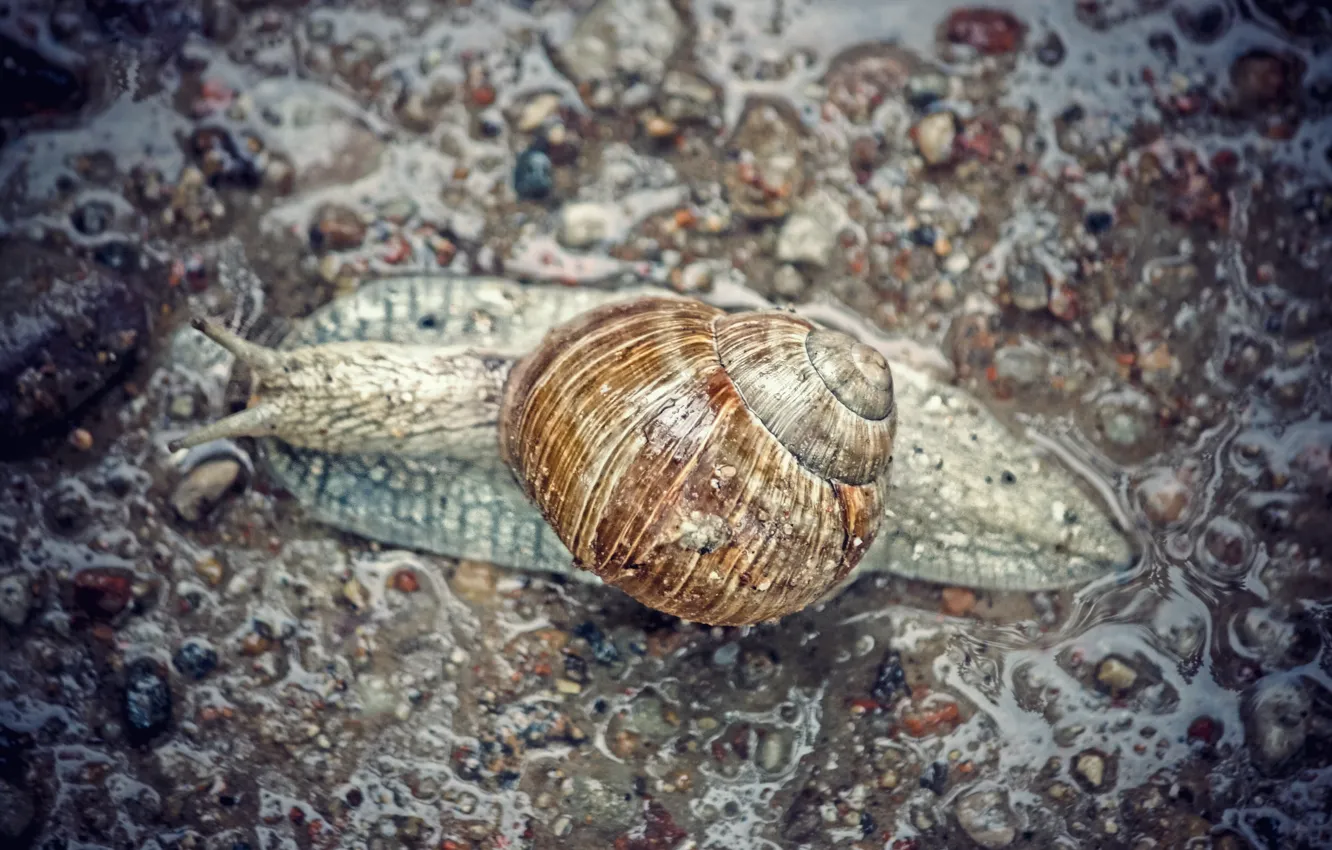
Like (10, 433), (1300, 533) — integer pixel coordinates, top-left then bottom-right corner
(176, 273), (1134, 625)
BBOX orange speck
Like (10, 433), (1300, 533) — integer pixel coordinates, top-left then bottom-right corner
(941, 587), (977, 616)
(69, 428), (94, 451)
(470, 85), (496, 107)
(900, 701), (960, 737)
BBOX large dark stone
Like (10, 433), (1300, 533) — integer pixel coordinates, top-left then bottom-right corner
(0, 244), (150, 446)
(0, 33), (88, 119)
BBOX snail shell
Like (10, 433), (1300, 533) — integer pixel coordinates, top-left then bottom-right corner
(499, 298), (895, 624)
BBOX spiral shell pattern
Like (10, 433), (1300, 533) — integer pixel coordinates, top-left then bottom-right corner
(499, 298), (894, 625)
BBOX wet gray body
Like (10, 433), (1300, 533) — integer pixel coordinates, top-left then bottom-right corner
(258, 274), (1134, 593)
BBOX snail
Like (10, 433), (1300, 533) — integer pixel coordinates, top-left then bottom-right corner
(172, 273), (1134, 625)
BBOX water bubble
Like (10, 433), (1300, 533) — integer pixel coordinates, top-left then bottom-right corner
(1172, 0), (1233, 45)
(1195, 516), (1254, 580)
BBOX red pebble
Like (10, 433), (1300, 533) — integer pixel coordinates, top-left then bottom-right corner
(1188, 716), (1221, 745)
(73, 568), (133, 618)
(944, 8), (1025, 55)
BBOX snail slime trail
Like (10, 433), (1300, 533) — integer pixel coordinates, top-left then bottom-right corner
(175, 273), (1136, 625)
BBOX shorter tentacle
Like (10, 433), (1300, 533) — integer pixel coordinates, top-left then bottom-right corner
(169, 404), (280, 452)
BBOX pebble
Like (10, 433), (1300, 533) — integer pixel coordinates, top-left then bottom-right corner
(642, 115), (677, 138)
(123, 658), (172, 738)
(94, 241), (139, 272)
(451, 560), (498, 604)
(194, 556), (224, 587)
(1187, 715), (1221, 746)
(0, 779), (36, 844)
(556, 0), (683, 91)
(909, 225), (937, 246)
(514, 148), (554, 200)
(0, 574), (32, 629)
(777, 189), (850, 268)
(201, 0), (239, 42)
(911, 112), (958, 165)
(552, 815), (573, 837)
(943, 251), (971, 275)
(1095, 655), (1139, 696)
(71, 199), (115, 236)
(309, 204), (367, 251)
(941, 586), (976, 616)
(1098, 401), (1151, 449)
(559, 202), (615, 248)
(1136, 469), (1191, 526)
(777, 214), (835, 267)
(772, 264), (807, 299)
(994, 346), (1048, 389)
(1090, 307), (1116, 344)
(573, 621), (620, 664)
(1054, 724), (1085, 746)
(932, 279), (956, 305)
(906, 73), (950, 110)
(1245, 677), (1312, 772)
(376, 197), (418, 225)
(1073, 750), (1107, 789)
(757, 729), (794, 773)
(725, 101), (806, 221)
(342, 578), (369, 612)
(1229, 49), (1303, 110)
(954, 790), (1017, 848)
(515, 93), (562, 132)
(919, 761), (948, 794)
(73, 566), (134, 618)
(239, 632), (272, 657)
(711, 642), (740, 667)
(661, 70), (716, 121)
(870, 650), (911, 705)
(173, 640), (219, 680)
(675, 261), (712, 293)
(1009, 263), (1049, 311)
(170, 459), (243, 523)
(168, 394), (196, 420)
(1236, 606), (1317, 667)
(1084, 210), (1114, 234)
(944, 8), (1026, 55)
(1035, 31), (1066, 66)
(46, 481), (91, 534)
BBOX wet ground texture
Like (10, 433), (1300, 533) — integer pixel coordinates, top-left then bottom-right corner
(2, 0), (1332, 848)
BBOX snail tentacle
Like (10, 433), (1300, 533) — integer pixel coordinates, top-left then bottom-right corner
(169, 402), (282, 452)
(187, 317), (286, 374)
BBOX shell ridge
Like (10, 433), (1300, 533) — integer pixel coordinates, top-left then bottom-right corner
(671, 402), (777, 623)
(521, 315), (663, 511)
(598, 332), (724, 585)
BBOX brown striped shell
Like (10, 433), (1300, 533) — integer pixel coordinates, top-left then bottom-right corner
(498, 298), (896, 626)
